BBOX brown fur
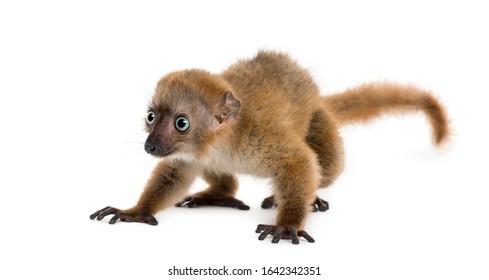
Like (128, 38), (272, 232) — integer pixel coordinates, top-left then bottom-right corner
(324, 82), (450, 145)
(91, 51), (450, 243)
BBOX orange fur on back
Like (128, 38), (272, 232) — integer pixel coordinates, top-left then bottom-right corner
(323, 83), (450, 145)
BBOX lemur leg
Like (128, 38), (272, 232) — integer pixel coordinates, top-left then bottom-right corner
(256, 144), (320, 244)
(260, 110), (344, 212)
(90, 160), (198, 225)
(306, 109), (345, 211)
(176, 170), (249, 210)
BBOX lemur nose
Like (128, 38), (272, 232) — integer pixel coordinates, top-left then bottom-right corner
(144, 142), (157, 154)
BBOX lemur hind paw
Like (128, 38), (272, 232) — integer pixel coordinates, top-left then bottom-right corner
(261, 195), (329, 212)
(175, 195), (250, 210)
(312, 197), (329, 212)
(260, 195), (278, 209)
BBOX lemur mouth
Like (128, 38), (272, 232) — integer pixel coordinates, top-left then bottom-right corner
(155, 149), (174, 157)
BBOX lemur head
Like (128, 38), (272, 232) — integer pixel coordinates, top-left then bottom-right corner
(144, 69), (241, 159)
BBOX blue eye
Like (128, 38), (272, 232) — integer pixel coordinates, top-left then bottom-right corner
(175, 115), (190, 133)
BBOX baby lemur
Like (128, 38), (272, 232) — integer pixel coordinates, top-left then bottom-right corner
(90, 51), (449, 244)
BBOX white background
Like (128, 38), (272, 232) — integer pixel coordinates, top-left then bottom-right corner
(1, 1), (488, 279)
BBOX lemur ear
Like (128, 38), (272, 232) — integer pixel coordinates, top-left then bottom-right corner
(213, 91), (241, 124)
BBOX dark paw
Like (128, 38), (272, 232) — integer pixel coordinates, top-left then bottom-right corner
(261, 195), (329, 212)
(90, 206), (158, 225)
(255, 224), (315, 244)
(312, 197), (329, 212)
(261, 195), (277, 209)
(175, 195), (250, 210)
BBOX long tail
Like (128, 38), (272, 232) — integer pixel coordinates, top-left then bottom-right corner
(323, 82), (450, 145)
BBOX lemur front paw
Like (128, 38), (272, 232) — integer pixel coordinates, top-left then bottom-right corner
(175, 195), (250, 210)
(90, 206), (158, 225)
(255, 224), (315, 244)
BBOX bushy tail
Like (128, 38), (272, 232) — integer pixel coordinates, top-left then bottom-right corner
(323, 83), (450, 145)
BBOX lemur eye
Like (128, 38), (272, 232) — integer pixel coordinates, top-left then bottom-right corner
(146, 111), (156, 126)
(175, 115), (190, 133)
